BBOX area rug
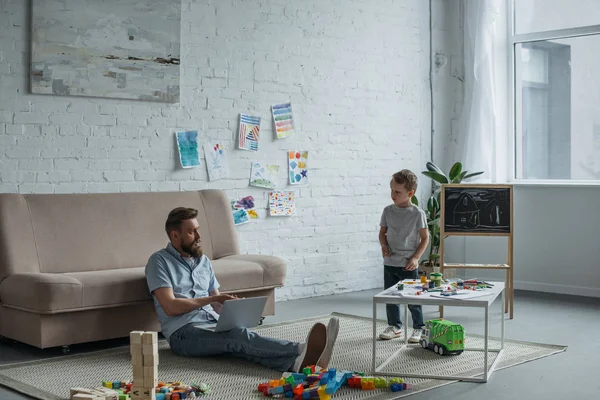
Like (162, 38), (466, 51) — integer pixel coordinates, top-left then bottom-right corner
(0, 313), (566, 400)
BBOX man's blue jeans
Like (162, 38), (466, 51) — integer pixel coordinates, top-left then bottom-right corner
(384, 265), (425, 330)
(169, 324), (301, 372)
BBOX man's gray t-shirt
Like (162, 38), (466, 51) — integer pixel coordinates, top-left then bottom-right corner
(380, 204), (427, 267)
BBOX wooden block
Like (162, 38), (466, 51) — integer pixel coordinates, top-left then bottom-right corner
(71, 387), (93, 398)
(143, 375), (158, 389)
(133, 365), (145, 382)
(130, 343), (143, 356)
(72, 394), (96, 400)
(91, 388), (118, 400)
(142, 343), (158, 356)
(142, 331), (158, 345)
(130, 331), (145, 345)
(144, 365), (158, 380)
(132, 352), (144, 367)
(129, 386), (143, 397)
(143, 353), (158, 366)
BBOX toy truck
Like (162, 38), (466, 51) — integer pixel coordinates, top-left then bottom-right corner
(419, 319), (464, 356)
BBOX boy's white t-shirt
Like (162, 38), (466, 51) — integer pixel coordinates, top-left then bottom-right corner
(380, 204), (427, 267)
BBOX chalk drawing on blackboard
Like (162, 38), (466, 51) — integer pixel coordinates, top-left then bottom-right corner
(444, 188), (510, 233)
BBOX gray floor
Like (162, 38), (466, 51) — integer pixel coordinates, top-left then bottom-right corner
(1, 289), (599, 399)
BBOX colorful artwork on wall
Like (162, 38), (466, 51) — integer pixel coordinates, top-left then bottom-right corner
(204, 143), (230, 181)
(269, 191), (296, 216)
(238, 114), (261, 151)
(272, 102), (295, 139)
(250, 161), (280, 189)
(175, 131), (201, 168)
(231, 196), (258, 225)
(288, 151), (308, 184)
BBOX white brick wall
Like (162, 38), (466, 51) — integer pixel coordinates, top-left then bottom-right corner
(0, 0), (431, 300)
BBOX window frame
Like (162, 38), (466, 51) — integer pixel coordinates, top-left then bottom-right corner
(509, 0), (600, 185)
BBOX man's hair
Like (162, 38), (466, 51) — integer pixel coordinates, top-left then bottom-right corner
(165, 207), (198, 237)
(392, 169), (418, 192)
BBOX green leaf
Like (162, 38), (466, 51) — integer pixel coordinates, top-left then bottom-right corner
(427, 217), (440, 226)
(429, 254), (440, 260)
(449, 162), (463, 181)
(411, 195), (419, 206)
(422, 171), (449, 184)
(425, 161), (445, 175)
(463, 171), (484, 179)
(452, 171), (468, 183)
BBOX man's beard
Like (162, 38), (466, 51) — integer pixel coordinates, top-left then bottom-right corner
(181, 239), (203, 258)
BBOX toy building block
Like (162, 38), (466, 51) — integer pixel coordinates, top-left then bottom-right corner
(71, 387), (94, 398)
(390, 383), (404, 392)
(388, 377), (404, 386)
(374, 377), (387, 388)
(72, 394), (97, 400)
(360, 377), (375, 390)
(347, 376), (361, 388)
(143, 353), (159, 366)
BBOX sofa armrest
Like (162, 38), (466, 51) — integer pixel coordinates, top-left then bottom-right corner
(0, 273), (82, 313)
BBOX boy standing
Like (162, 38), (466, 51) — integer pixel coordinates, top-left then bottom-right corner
(379, 170), (429, 342)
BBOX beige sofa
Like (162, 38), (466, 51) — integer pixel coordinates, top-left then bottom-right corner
(0, 189), (286, 350)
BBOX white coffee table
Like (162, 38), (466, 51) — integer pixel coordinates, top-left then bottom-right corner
(372, 281), (505, 383)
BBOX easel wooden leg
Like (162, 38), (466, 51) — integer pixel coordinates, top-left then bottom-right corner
(509, 267), (514, 319)
(505, 270), (509, 314)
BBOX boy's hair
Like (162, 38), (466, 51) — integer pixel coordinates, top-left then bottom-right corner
(391, 169), (418, 192)
(165, 207), (198, 237)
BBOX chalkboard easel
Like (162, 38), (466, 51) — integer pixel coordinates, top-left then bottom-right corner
(439, 184), (514, 319)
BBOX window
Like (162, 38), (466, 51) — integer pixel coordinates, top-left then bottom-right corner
(511, 1), (600, 181)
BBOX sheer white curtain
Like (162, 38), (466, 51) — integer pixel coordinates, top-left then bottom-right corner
(455, 0), (510, 183)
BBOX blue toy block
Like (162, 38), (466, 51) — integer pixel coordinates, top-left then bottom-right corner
(156, 394), (166, 400)
(302, 391), (311, 399)
(291, 373), (306, 382)
(328, 369), (336, 380)
(285, 390), (293, 398)
(112, 381), (120, 389)
(390, 383), (404, 392)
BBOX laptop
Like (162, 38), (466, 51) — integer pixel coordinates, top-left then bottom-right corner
(204, 296), (268, 332)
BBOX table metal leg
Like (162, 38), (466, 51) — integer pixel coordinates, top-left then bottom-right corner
(484, 304), (489, 382)
(404, 304), (409, 342)
(372, 301), (377, 374)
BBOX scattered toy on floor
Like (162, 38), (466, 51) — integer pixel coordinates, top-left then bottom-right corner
(70, 331), (210, 400)
(257, 366), (413, 399)
(420, 319), (465, 356)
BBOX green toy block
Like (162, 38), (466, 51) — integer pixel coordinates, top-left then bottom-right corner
(285, 375), (295, 385)
(388, 377), (404, 386)
(374, 377), (387, 388)
(353, 371), (365, 376)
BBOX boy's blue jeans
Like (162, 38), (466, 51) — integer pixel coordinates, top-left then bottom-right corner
(169, 323), (301, 372)
(384, 265), (425, 330)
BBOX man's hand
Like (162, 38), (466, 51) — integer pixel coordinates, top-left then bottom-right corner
(405, 257), (419, 271)
(381, 245), (392, 258)
(212, 294), (238, 304)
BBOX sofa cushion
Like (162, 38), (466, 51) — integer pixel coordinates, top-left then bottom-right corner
(0, 255), (286, 313)
(214, 255), (286, 290)
(0, 268), (150, 313)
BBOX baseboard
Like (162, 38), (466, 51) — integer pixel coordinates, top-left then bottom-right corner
(513, 280), (600, 298)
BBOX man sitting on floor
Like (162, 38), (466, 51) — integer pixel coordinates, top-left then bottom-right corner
(145, 207), (339, 372)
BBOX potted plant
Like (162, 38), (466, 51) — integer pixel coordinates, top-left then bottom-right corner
(412, 162), (484, 275)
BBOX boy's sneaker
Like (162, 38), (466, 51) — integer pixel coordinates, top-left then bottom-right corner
(379, 326), (402, 340)
(408, 329), (422, 343)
